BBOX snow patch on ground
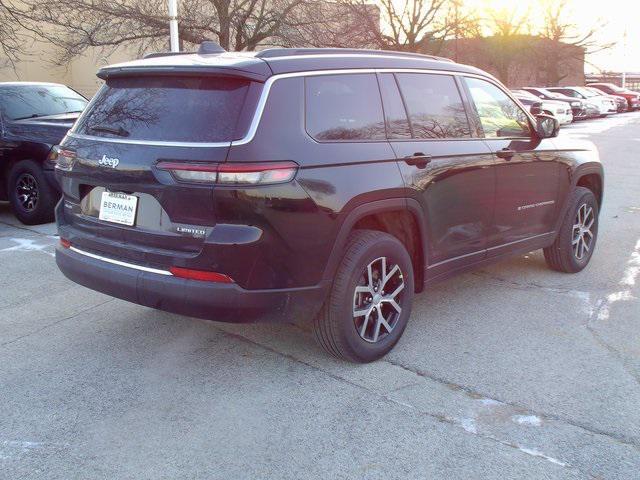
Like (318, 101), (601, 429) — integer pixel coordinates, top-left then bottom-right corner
(457, 417), (477, 434)
(512, 414), (542, 427)
(0, 237), (56, 257)
(593, 238), (640, 322)
(517, 447), (567, 467)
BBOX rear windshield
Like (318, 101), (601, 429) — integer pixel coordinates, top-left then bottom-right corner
(0, 85), (87, 120)
(75, 76), (250, 142)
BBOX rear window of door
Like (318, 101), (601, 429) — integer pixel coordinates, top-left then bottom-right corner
(378, 74), (412, 139)
(75, 76), (250, 142)
(394, 73), (471, 139)
(464, 77), (532, 138)
(305, 74), (386, 141)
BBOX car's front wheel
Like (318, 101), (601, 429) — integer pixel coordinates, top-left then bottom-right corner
(544, 186), (599, 273)
(313, 230), (414, 363)
(7, 160), (58, 225)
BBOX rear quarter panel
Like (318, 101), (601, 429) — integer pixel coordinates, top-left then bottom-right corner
(225, 76), (405, 289)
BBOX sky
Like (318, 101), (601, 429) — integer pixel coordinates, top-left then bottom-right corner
(466, 0), (639, 73)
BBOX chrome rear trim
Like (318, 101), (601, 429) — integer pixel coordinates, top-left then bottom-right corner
(69, 246), (172, 275)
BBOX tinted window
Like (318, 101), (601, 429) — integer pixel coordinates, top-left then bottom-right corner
(0, 85), (87, 120)
(395, 73), (471, 139)
(378, 74), (412, 139)
(305, 74), (385, 141)
(465, 77), (532, 138)
(76, 76), (250, 142)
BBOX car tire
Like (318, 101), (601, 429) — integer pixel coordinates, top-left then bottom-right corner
(313, 229), (414, 363)
(7, 160), (58, 225)
(543, 187), (598, 273)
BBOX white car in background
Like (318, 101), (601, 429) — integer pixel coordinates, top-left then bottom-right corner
(511, 89), (574, 125)
(547, 86), (617, 117)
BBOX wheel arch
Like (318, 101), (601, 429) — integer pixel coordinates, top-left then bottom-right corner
(321, 198), (428, 293)
(552, 162), (604, 237)
(576, 172), (603, 209)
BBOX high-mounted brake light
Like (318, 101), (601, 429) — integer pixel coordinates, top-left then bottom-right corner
(157, 161), (298, 185)
(169, 266), (234, 283)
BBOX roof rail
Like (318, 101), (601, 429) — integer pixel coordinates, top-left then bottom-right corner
(255, 48), (453, 63)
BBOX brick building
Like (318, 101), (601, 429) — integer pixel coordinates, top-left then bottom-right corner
(437, 35), (585, 88)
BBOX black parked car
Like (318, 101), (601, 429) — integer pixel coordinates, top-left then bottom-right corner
(0, 82), (87, 224)
(55, 45), (604, 362)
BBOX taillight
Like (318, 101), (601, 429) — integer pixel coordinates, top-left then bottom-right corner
(46, 145), (60, 168)
(157, 161), (298, 185)
(169, 266), (234, 283)
(60, 238), (71, 249)
(55, 149), (76, 171)
(156, 162), (218, 183)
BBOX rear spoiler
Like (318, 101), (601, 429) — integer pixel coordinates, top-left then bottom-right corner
(97, 65), (270, 83)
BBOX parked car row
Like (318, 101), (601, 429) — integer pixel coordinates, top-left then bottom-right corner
(511, 83), (640, 125)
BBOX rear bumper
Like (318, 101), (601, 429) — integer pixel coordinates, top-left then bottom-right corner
(55, 245), (328, 323)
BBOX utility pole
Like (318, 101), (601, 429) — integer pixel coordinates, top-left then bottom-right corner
(621, 26), (627, 88)
(168, 0), (180, 52)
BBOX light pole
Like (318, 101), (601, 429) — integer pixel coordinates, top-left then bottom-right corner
(168, 0), (180, 52)
(621, 26), (627, 89)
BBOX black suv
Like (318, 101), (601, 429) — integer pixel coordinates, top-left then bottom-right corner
(55, 46), (604, 362)
(0, 82), (87, 224)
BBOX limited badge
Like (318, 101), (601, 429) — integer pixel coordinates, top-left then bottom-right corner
(176, 226), (207, 238)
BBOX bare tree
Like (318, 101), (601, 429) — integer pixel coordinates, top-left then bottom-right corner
(13, 0), (325, 63)
(480, 7), (531, 84)
(271, 1), (378, 49)
(0, 0), (34, 66)
(331, 0), (478, 54)
(536, 0), (612, 85)
(448, 0), (481, 62)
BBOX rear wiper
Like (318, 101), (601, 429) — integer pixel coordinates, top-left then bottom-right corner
(88, 124), (130, 137)
(13, 113), (46, 120)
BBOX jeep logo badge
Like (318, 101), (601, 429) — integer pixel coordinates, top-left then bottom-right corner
(98, 154), (120, 169)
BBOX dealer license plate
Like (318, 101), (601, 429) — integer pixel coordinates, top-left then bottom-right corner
(98, 191), (138, 226)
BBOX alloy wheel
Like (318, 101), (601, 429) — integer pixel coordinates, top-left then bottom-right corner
(353, 256), (405, 343)
(16, 173), (39, 212)
(572, 203), (594, 260)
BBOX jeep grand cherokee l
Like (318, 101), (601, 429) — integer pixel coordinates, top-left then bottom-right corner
(0, 82), (87, 223)
(55, 45), (604, 363)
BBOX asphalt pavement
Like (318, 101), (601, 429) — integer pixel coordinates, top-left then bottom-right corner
(1, 113), (639, 479)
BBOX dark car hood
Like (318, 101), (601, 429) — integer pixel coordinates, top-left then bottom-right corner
(5, 113), (80, 145)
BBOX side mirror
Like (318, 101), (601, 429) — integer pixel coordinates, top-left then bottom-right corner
(535, 114), (559, 138)
(530, 102), (543, 116)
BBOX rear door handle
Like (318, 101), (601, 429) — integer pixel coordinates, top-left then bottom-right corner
(496, 148), (516, 160)
(404, 152), (432, 168)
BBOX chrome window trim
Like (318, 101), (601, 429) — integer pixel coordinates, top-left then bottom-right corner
(66, 132), (232, 148)
(233, 68), (491, 147)
(69, 246), (172, 276)
(66, 67), (498, 148)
